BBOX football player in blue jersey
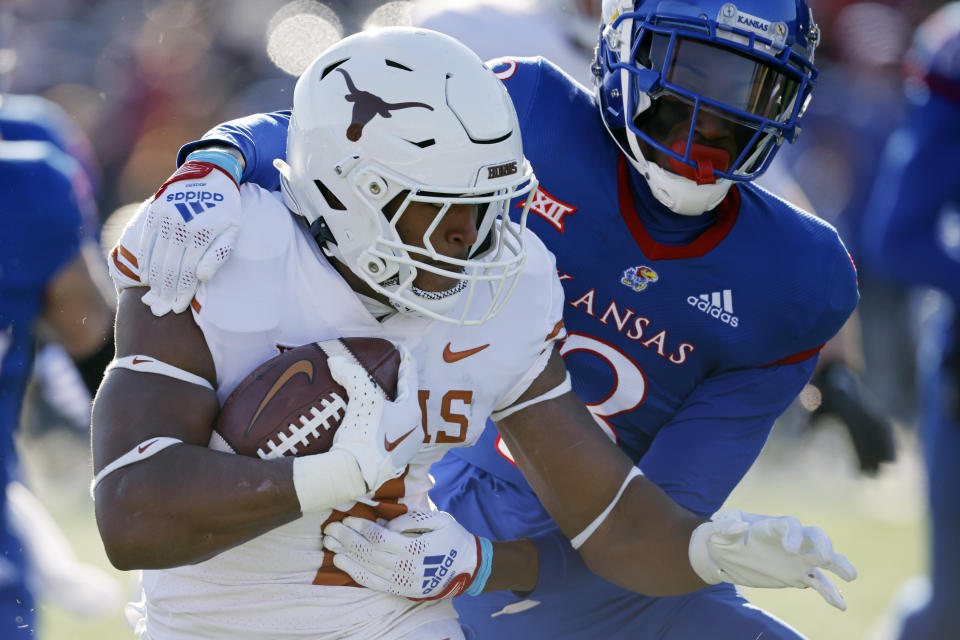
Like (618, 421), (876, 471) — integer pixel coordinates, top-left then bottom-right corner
(862, 4), (960, 638)
(123, 2), (859, 638)
(0, 136), (113, 630)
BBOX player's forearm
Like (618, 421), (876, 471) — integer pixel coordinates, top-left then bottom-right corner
(495, 367), (708, 595)
(179, 111), (291, 189)
(186, 142), (246, 172)
(496, 389), (636, 540)
(95, 445), (301, 570)
(502, 410), (707, 594)
(578, 478), (708, 595)
(485, 538), (538, 593)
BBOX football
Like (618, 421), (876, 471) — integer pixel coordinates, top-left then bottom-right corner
(210, 337), (401, 459)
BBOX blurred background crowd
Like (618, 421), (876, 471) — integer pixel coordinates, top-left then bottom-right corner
(1, 0), (957, 638)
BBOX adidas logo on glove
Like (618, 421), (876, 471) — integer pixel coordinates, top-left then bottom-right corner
(166, 189), (223, 221)
(421, 550), (458, 594)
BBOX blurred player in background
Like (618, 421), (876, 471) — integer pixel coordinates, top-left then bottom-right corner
(0, 92), (113, 437)
(95, 27), (854, 640)
(861, 4), (960, 638)
(0, 103), (115, 630)
(413, 0), (601, 86)
(126, 1), (862, 638)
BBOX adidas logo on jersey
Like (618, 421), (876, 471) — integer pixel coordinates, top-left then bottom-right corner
(687, 290), (739, 327)
(422, 550), (458, 594)
(166, 190), (223, 222)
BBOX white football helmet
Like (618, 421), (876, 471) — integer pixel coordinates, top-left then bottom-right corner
(277, 27), (537, 325)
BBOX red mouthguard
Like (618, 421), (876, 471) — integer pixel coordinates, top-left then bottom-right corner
(668, 141), (731, 185)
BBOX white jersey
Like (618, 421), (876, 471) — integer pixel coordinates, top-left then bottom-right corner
(111, 185), (566, 639)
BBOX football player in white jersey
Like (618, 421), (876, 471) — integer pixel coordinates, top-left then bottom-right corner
(93, 28), (855, 640)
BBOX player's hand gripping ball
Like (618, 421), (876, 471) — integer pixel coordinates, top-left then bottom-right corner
(211, 337), (401, 459)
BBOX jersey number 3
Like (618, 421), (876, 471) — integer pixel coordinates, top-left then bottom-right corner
(496, 332), (647, 465)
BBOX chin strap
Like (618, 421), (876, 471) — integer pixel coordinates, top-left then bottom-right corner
(640, 156), (732, 216)
(601, 118), (731, 216)
(309, 216), (338, 249)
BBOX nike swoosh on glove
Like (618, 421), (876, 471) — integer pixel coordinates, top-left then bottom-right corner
(328, 343), (422, 493)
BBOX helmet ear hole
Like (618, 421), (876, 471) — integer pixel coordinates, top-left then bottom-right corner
(381, 190), (410, 222)
(469, 202), (494, 258)
(314, 180), (346, 210)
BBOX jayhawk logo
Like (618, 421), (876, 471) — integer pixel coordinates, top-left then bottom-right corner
(621, 265), (659, 292)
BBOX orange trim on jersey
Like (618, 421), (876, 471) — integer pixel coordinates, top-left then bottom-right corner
(617, 156), (740, 260)
(190, 297), (202, 313)
(110, 247), (140, 282)
(117, 244), (138, 268)
(544, 320), (565, 342)
(312, 470), (410, 587)
(763, 344), (823, 367)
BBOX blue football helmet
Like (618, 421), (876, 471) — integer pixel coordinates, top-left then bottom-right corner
(595, 0), (820, 214)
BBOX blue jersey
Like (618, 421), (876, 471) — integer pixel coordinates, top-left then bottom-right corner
(182, 57), (858, 518)
(0, 141), (88, 475)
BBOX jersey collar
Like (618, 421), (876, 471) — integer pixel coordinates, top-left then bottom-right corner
(617, 155), (740, 260)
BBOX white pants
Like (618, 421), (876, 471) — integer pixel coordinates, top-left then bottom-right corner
(133, 614), (464, 640)
(394, 618), (465, 640)
(128, 590), (464, 640)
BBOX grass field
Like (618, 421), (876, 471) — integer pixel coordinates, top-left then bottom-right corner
(20, 417), (927, 640)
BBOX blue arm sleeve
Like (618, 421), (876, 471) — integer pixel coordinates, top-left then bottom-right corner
(176, 111), (292, 191)
(861, 93), (960, 298)
(638, 355), (819, 518)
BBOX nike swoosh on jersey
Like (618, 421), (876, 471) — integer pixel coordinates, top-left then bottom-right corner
(442, 343), (490, 363)
(132, 357), (152, 365)
(138, 439), (159, 454)
(384, 427), (417, 452)
(246, 360), (315, 436)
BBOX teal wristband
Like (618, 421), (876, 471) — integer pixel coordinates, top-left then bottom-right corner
(185, 148), (243, 185)
(465, 536), (493, 596)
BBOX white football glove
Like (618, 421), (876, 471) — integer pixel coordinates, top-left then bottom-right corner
(327, 344), (422, 493)
(323, 511), (490, 600)
(138, 160), (241, 316)
(688, 509), (858, 610)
